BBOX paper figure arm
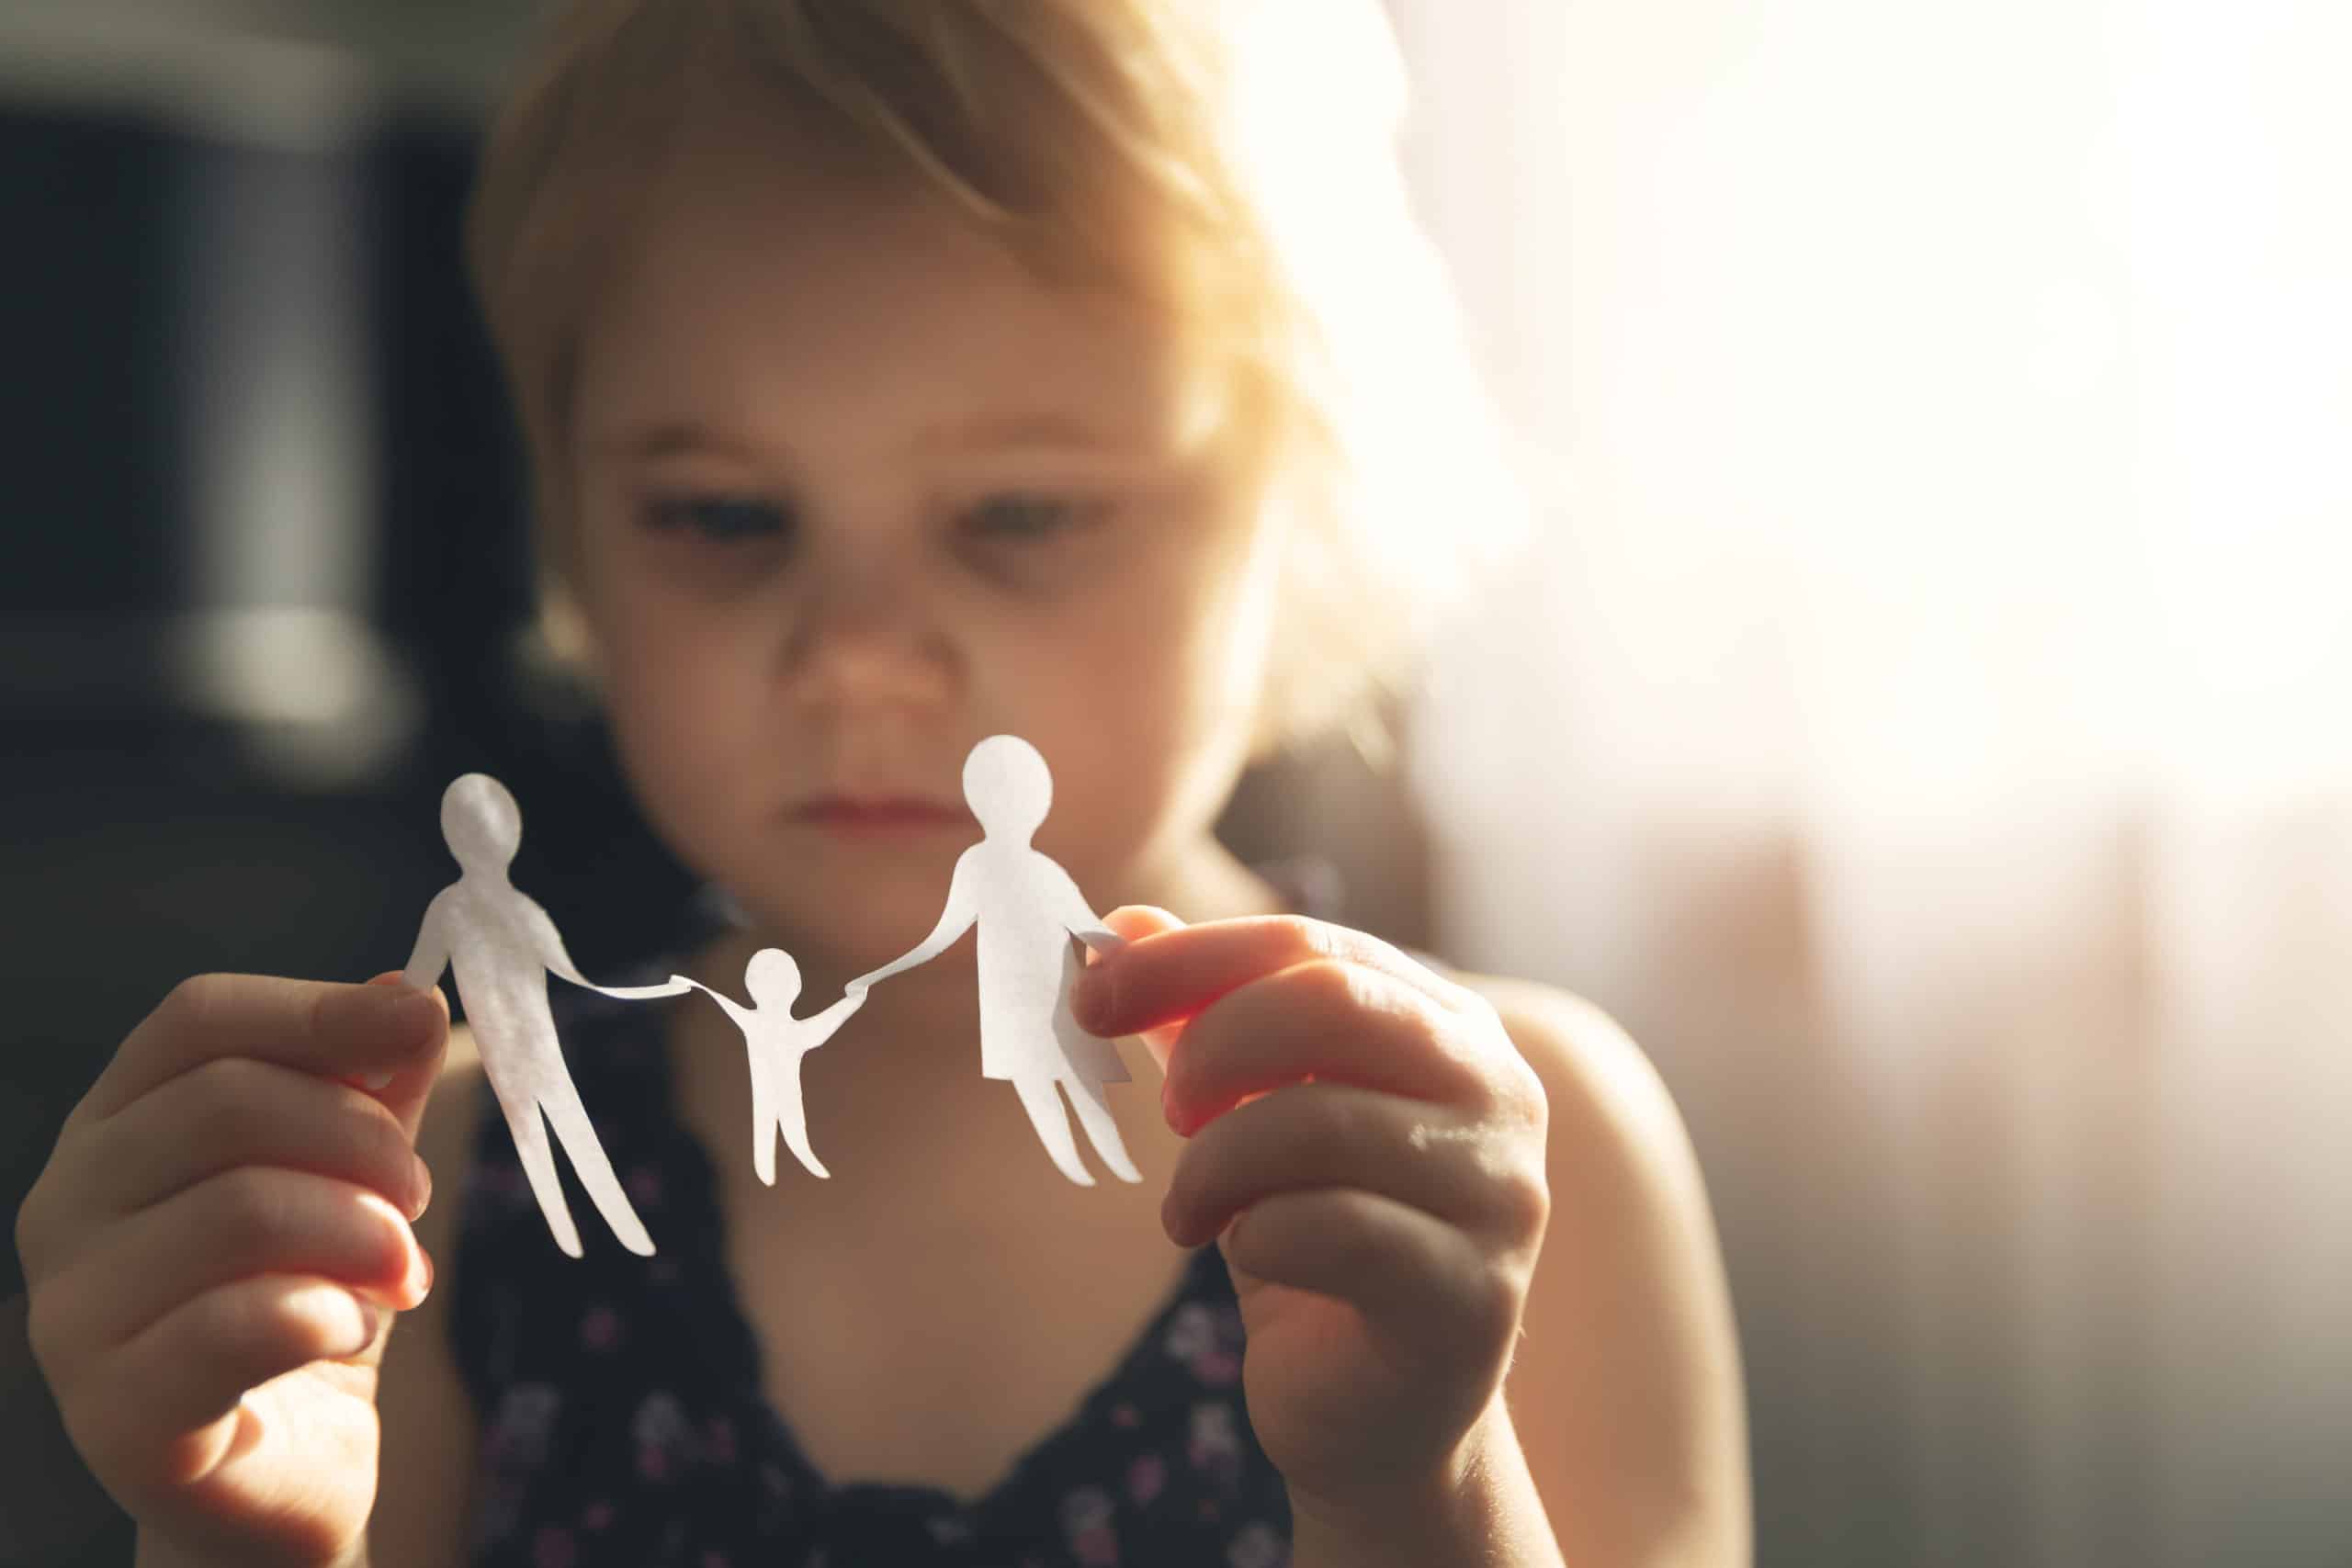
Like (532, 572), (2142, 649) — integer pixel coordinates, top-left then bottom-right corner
(675, 976), (862, 1043)
(525, 897), (693, 999)
(401, 891), (453, 990)
(848, 850), (978, 993)
(798, 987), (867, 1041)
(670, 976), (753, 1029)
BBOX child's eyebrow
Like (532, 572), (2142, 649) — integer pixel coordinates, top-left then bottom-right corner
(583, 412), (1158, 468)
(913, 411), (1136, 457)
(583, 422), (757, 465)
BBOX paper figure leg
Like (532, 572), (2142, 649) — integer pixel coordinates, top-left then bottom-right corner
(537, 1071), (657, 1257)
(748, 1044), (777, 1187)
(1061, 1074), (1140, 1184)
(773, 1052), (830, 1181)
(749, 1047), (828, 1184)
(1012, 1075), (1095, 1187)
(498, 1097), (584, 1259)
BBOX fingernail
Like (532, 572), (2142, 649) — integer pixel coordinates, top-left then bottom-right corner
(407, 1243), (434, 1305)
(390, 982), (443, 1026)
(334, 979), (437, 1043)
(407, 1154), (433, 1221)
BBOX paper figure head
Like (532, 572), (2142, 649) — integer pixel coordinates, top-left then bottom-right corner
(744, 947), (802, 1008)
(964, 735), (1051, 841)
(443, 773), (523, 873)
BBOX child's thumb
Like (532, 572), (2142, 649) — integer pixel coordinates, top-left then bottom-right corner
(1102, 904), (1185, 942)
(1088, 907), (1188, 1067)
(353, 971), (451, 1142)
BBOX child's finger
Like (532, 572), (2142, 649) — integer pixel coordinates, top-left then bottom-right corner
(80, 1275), (381, 1501)
(43, 1168), (424, 1371)
(1072, 914), (1474, 1042)
(1093, 907), (1187, 1064)
(1161, 1083), (1541, 1250)
(334, 973), (456, 1142)
(351, 972), (423, 1091)
(1098, 905), (1183, 946)
(80, 976), (447, 1129)
(85, 1055), (432, 1228)
(1218, 1188), (1503, 1381)
(1159, 959), (1497, 1136)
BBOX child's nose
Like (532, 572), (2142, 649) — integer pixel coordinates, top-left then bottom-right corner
(779, 562), (956, 705)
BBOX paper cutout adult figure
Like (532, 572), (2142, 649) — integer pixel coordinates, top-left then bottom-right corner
(403, 773), (690, 1258)
(849, 735), (1137, 1186)
(671, 949), (865, 1184)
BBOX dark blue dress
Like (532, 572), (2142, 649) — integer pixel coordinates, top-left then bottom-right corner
(447, 961), (1294, 1568)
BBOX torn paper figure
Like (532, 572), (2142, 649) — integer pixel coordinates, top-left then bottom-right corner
(850, 735), (1136, 1186)
(404, 773), (690, 1258)
(673, 949), (864, 1184)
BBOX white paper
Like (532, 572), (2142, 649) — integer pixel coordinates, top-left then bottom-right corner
(850, 736), (1139, 1186)
(672, 949), (864, 1184)
(404, 774), (688, 1258)
(400, 738), (1136, 1253)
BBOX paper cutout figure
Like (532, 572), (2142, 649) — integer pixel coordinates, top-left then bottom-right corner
(849, 735), (1136, 1186)
(404, 774), (689, 1258)
(671, 949), (865, 1184)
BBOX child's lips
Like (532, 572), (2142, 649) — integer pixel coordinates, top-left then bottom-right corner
(789, 795), (973, 832)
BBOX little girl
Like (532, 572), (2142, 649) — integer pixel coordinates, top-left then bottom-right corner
(13, 2), (1750, 1564)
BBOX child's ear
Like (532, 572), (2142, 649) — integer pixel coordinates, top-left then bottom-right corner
(526, 485), (607, 685)
(518, 578), (608, 712)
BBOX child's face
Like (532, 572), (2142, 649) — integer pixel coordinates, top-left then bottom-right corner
(564, 112), (1283, 961)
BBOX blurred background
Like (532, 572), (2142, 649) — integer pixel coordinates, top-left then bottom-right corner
(3, 1), (2346, 1564)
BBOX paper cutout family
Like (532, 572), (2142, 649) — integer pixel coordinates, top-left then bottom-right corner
(401, 736), (1136, 1258)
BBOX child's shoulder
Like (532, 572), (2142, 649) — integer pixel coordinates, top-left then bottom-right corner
(1445, 969), (1751, 1559)
(1443, 969), (1729, 1313)
(1450, 973), (1691, 1168)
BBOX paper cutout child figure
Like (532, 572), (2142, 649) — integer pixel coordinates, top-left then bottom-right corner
(670, 949), (865, 1184)
(849, 735), (1136, 1186)
(404, 773), (690, 1258)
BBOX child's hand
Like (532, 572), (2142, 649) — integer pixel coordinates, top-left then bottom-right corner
(14, 974), (446, 1568)
(1073, 910), (1550, 1532)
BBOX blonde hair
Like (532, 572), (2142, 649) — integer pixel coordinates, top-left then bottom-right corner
(468, 0), (1521, 752)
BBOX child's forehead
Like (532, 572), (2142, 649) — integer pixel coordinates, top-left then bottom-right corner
(572, 148), (1236, 467)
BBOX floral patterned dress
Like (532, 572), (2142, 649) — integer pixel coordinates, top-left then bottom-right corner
(448, 956), (1294, 1568)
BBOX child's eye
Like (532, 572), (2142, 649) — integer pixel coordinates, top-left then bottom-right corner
(959, 492), (1109, 542)
(640, 492), (794, 544)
